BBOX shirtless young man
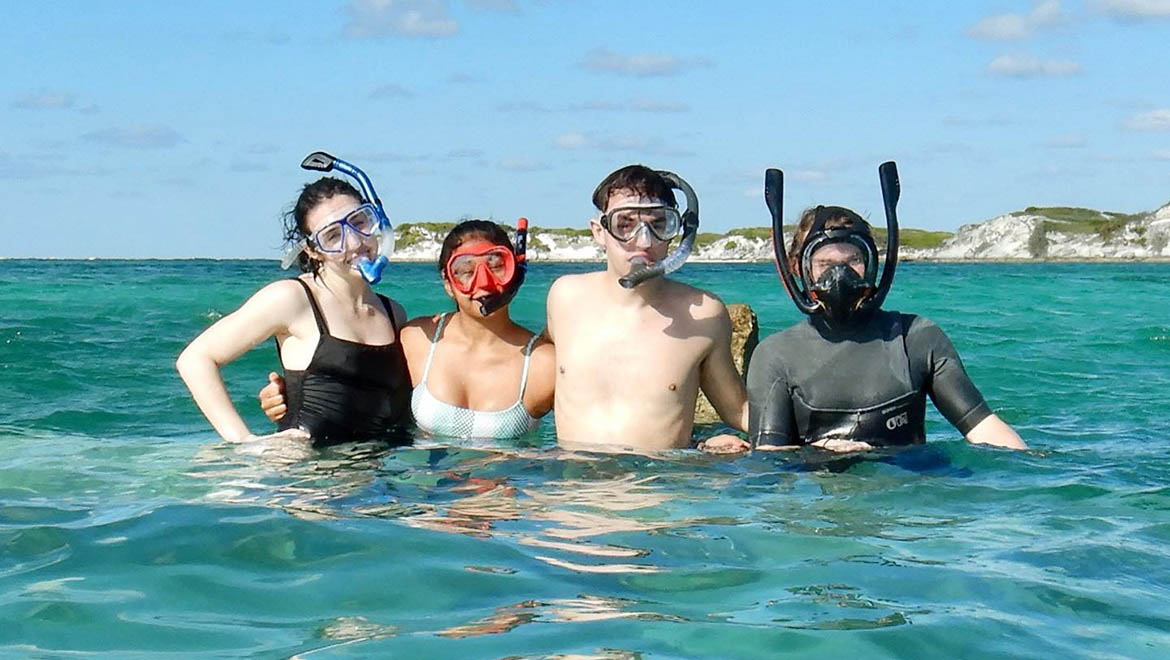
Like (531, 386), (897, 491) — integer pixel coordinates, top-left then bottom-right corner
(548, 165), (749, 452)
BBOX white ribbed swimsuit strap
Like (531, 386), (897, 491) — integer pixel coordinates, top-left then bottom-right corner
(420, 312), (453, 385)
(516, 332), (540, 399)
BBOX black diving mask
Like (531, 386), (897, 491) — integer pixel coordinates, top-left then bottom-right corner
(764, 162), (902, 325)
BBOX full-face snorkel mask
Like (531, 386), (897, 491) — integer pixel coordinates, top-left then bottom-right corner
(764, 162), (901, 326)
(445, 218), (529, 317)
(595, 170), (700, 289)
(280, 151), (396, 284)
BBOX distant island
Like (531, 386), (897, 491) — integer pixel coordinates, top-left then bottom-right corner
(390, 200), (1170, 262)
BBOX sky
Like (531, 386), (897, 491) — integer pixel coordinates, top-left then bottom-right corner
(2, 0), (1169, 258)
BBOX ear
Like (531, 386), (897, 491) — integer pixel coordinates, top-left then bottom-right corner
(589, 216), (607, 247)
(440, 274), (456, 299)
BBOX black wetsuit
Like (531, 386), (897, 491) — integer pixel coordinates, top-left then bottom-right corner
(747, 310), (991, 447)
(277, 279), (412, 446)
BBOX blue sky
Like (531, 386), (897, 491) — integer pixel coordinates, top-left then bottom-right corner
(3, 0), (1169, 258)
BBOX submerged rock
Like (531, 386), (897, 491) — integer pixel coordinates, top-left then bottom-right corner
(694, 303), (759, 425)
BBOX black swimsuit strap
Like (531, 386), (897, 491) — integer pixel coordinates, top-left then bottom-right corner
(292, 278), (330, 335)
(376, 293), (399, 336)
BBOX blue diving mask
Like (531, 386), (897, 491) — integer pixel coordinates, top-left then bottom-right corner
(281, 152), (396, 284)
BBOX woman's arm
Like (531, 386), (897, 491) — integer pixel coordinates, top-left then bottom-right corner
(177, 281), (302, 442)
(911, 316), (1028, 450)
(523, 339), (556, 418)
(965, 414), (1027, 449)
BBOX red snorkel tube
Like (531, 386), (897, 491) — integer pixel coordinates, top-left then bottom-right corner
(475, 217), (528, 317)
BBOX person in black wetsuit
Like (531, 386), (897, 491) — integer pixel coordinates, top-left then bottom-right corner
(177, 175), (411, 446)
(745, 164), (1026, 452)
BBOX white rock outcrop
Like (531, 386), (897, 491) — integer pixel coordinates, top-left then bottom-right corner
(388, 201), (1170, 262)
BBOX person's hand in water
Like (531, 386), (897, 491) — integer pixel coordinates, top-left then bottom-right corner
(811, 438), (874, 453)
(698, 433), (750, 454)
(258, 372), (287, 422)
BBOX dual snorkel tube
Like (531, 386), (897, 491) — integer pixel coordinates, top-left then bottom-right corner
(618, 170), (701, 289)
(764, 161), (901, 323)
(474, 217), (529, 317)
(293, 151), (396, 285)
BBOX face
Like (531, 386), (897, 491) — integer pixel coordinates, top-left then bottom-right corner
(442, 239), (513, 316)
(808, 242), (865, 281)
(303, 194), (373, 271)
(591, 188), (672, 276)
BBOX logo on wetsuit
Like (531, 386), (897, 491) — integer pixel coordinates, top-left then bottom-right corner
(886, 412), (910, 431)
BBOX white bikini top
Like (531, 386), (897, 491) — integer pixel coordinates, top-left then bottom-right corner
(410, 313), (542, 439)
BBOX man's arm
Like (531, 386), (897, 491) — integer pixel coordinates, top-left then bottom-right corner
(698, 301), (749, 432)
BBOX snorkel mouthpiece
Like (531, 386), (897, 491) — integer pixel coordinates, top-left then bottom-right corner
(474, 217), (529, 317)
(618, 170), (699, 289)
(298, 151), (395, 284)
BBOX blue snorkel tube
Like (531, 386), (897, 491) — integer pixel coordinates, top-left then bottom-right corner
(301, 151), (395, 284)
(765, 161), (901, 316)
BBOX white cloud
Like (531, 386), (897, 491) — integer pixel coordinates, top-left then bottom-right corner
(967, 0), (1065, 40)
(580, 48), (709, 77)
(552, 132), (692, 157)
(1041, 134), (1087, 148)
(1123, 108), (1170, 131)
(790, 169), (829, 184)
(466, 0), (517, 10)
(344, 0), (458, 38)
(988, 54), (1081, 77)
(555, 132), (588, 149)
(82, 125), (184, 149)
(569, 98), (691, 113)
(1096, 0), (1170, 19)
(497, 157), (549, 172)
(12, 92), (76, 110)
(629, 99), (690, 113)
(370, 83), (412, 98)
(1154, 149), (1170, 160)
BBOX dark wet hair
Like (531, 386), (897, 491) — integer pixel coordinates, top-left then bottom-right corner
(282, 177), (362, 274)
(591, 164), (677, 212)
(789, 206), (872, 275)
(437, 220), (515, 278)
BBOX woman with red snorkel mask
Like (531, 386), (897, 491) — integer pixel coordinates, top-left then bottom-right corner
(260, 220), (555, 440)
(399, 220), (554, 439)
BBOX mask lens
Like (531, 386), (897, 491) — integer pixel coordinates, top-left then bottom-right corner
(449, 255), (478, 285)
(313, 222), (346, 252)
(346, 206), (379, 235)
(605, 206), (681, 242)
(446, 246), (516, 292)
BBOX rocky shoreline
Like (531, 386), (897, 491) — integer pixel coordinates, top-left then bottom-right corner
(389, 200), (1170, 263)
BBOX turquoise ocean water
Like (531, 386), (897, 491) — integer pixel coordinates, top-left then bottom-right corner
(1, 260), (1168, 658)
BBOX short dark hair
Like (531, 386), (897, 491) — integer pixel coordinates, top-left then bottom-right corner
(282, 177), (362, 274)
(591, 164), (677, 212)
(438, 220), (515, 277)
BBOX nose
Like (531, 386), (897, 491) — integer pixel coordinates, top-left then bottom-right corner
(631, 223), (654, 249)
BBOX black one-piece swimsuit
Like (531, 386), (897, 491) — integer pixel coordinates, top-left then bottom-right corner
(277, 279), (412, 446)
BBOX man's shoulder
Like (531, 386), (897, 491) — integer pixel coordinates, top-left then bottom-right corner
(548, 271), (605, 298)
(659, 278), (727, 314)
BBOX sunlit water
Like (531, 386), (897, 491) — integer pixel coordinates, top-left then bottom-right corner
(1, 260), (1168, 657)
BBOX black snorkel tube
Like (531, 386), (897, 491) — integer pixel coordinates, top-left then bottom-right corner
(475, 217), (529, 317)
(301, 151), (394, 284)
(618, 170), (700, 289)
(765, 161), (901, 317)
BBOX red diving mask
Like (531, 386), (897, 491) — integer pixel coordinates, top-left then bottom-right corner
(445, 242), (517, 295)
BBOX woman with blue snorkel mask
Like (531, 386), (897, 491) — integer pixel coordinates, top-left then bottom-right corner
(177, 154), (411, 446)
(745, 164), (1026, 452)
(259, 219), (555, 440)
